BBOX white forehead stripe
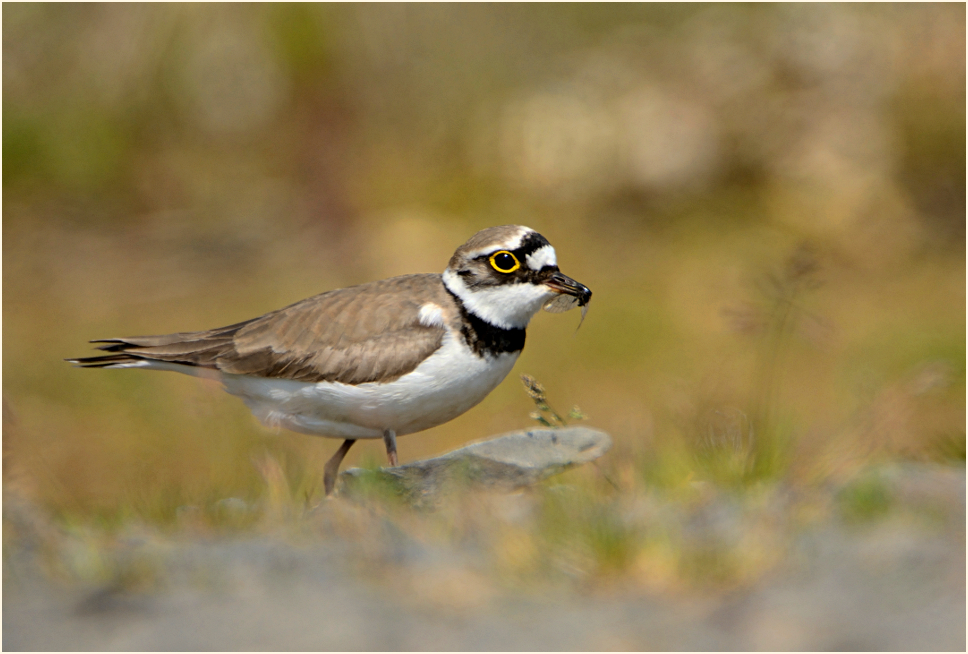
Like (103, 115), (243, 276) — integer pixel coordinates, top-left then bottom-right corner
(502, 226), (532, 251)
(525, 245), (557, 271)
(418, 302), (445, 328)
(465, 226), (533, 259)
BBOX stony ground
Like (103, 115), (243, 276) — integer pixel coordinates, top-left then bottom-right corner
(4, 461), (964, 651)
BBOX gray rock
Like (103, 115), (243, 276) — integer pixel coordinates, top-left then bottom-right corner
(339, 426), (611, 506)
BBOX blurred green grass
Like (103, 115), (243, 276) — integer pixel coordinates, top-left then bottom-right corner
(3, 3), (965, 591)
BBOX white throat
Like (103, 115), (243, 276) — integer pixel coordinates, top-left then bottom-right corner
(442, 269), (554, 330)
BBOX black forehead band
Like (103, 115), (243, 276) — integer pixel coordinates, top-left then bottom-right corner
(515, 232), (551, 257)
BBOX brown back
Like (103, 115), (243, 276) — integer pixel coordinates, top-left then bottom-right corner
(72, 274), (452, 385)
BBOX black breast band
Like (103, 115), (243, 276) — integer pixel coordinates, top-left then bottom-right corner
(444, 288), (526, 358)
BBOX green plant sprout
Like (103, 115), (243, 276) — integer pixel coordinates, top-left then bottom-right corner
(520, 374), (587, 427)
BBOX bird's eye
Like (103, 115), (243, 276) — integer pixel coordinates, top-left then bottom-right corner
(489, 250), (520, 274)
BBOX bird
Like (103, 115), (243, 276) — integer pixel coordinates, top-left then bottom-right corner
(68, 225), (592, 495)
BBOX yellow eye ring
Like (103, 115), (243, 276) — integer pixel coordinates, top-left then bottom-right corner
(489, 250), (521, 274)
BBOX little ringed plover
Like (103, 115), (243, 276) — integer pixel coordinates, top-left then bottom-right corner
(68, 225), (592, 494)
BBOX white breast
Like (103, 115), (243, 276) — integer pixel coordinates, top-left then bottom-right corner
(220, 331), (519, 439)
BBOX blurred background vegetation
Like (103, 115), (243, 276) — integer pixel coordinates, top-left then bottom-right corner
(3, 3), (964, 534)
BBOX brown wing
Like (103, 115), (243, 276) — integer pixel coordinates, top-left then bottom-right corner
(68, 274), (450, 385)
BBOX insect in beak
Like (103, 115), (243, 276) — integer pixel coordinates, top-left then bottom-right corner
(542, 272), (592, 329)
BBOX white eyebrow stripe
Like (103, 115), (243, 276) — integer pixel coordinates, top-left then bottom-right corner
(525, 245), (557, 270)
(418, 302), (445, 327)
(499, 226), (531, 252)
(464, 226), (533, 259)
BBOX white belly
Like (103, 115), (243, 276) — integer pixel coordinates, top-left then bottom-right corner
(220, 332), (519, 439)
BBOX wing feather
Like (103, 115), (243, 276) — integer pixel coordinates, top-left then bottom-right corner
(68, 274), (451, 385)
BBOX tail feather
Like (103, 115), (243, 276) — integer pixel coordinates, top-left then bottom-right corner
(67, 321), (252, 369)
(66, 353), (149, 368)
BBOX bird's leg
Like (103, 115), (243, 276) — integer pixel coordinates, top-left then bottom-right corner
(323, 438), (356, 496)
(383, 429), (398, 467)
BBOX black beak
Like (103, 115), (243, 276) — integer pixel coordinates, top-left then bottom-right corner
(544, 271), (592, 307)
